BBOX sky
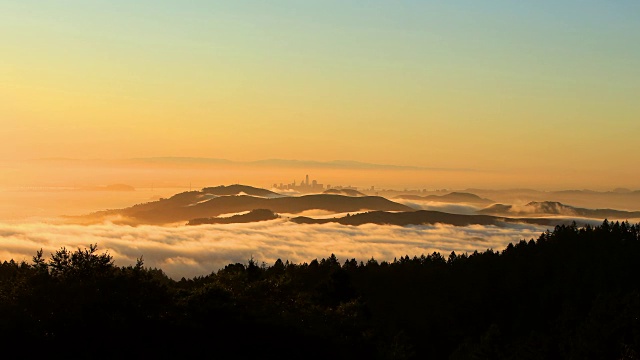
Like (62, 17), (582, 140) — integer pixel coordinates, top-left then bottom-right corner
(1, 1), (639, 189)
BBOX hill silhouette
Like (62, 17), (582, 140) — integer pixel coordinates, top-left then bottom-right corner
(71, 187), (413, 225)
(201, 184), (284, 198)
(478, 201), (640, 219)
(291, 210), (576, 227)
(459, 188), (640, 211)
(323, 188), (365, 197)
(187, 209), (279, 225)
(395, 192), (494, 204)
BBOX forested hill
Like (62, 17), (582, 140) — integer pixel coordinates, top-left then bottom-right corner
(1, 220), (639, 359)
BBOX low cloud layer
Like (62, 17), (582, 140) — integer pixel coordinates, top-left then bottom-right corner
(0, 220), (550, 279)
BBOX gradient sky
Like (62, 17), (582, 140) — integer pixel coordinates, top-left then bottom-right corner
(2, 1), (639, 189)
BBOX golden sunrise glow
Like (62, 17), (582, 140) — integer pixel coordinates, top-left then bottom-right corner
(1, 1), (639, 190)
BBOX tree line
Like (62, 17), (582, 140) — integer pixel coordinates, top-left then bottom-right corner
(1, 220), (639, 359)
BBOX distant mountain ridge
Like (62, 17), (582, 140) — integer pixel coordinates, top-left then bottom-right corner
(33, 157), (474, 172)
(291, 210), (578, 227)
(395, 192), (495, 205)
(478, 201), (640, 219)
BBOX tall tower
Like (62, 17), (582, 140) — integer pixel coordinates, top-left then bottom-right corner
(306, 174), (309, 186)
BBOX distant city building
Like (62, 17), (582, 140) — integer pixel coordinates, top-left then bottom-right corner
(273, 175), (368, 193)
(274, 174), (324, 192)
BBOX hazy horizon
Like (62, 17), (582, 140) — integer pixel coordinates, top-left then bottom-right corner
(3, 1), (640, 191)
(1, 156), (638, 192)
(2, 1), (639, 278)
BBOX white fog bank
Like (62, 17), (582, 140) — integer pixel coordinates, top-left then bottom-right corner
(0, 219), (550, 279)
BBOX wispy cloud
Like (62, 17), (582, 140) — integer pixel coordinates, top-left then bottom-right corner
(0, 220), (549, 279)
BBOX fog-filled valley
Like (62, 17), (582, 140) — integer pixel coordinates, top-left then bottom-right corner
(2, 180), (638, 280)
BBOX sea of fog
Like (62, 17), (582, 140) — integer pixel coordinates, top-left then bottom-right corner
(0, 186), (604, 280)
(0, 219), (550, 279)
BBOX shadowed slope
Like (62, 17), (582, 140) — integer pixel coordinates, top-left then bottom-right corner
(478, 201), (640, 219)
(71, 190), (413, 225)
(323, 189), (366, 197)
(187, 209), (279, 225)
(395, 192), (495, 205)
(201, 184), (284, 198)
(291, 210), (578, 227)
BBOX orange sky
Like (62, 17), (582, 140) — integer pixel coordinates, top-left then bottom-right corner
(2, 1), (639, 190)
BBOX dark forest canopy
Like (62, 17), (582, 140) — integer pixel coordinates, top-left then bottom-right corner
(1, 220), (639, 359)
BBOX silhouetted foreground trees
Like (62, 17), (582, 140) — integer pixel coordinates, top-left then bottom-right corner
(1, 220), (639, 359)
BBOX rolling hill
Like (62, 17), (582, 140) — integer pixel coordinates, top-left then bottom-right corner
(187, 209), (279, 225)
(290, 210), (577, 227)
(70, 186), (413, 225)
(395, 192), (495, 205)
(201, 184), (284, 198)
(323, 189), (366, 196)
(478, 201), (640, 219)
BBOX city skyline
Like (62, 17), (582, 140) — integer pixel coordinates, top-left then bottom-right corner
(274, 174), (326, 192)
